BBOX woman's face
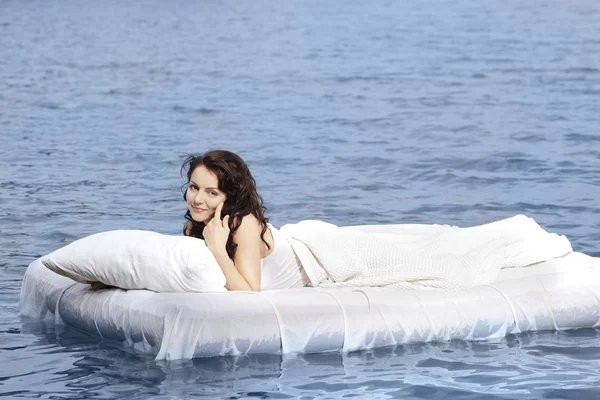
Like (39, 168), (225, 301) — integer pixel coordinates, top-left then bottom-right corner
(186, 165), (227, 223)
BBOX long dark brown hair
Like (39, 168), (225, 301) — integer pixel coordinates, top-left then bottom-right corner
(181, 150), (270, 259)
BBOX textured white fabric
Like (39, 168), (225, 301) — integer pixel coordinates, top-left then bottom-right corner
(280, 215), (573, 290)
(41, 230), (227, 293)
(260, 225), (309, 290)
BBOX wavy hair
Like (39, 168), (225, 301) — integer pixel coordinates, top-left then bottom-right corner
(181, 150), (270, 259)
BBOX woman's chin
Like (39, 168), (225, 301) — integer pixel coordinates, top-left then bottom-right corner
(190, 213), (210, 223)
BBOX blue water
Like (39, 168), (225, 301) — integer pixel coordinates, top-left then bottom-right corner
(2, 0), (600, 398)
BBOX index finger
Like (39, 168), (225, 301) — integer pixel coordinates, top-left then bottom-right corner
(214, 202), (224, 220)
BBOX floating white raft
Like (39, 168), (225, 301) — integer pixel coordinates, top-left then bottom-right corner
(19, 253), (600, 360)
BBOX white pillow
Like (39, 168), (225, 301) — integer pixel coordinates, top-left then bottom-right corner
(41, 230), (227, 292)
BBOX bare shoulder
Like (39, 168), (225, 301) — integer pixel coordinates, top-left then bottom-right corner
(235, 214), (264, 236)
(233, 215), (273, 258)
(232, 214), (271, 246)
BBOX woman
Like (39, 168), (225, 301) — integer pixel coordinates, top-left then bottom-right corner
(182, 150), (307, 291)
(93, 150), (568, 292)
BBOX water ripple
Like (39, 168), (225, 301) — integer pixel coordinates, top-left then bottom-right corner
(2, 0), (600, 398)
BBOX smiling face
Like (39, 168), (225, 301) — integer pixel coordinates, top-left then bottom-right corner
(186, 165), (227, 223)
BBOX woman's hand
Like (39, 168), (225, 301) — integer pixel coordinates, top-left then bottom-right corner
(203, 203), (231, 256)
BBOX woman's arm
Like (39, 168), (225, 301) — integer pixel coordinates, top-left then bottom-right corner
(203, 205), (262, 291)
(229, 215), (263, 291)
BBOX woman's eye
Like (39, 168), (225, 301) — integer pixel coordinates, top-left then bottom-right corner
(209, 191), (218, 196)
(189, 184), (198, 190)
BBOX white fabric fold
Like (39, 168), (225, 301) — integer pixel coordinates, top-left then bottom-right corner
(280, 215), (573, 290)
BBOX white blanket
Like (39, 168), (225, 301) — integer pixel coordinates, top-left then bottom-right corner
(280, 215), (573, 290)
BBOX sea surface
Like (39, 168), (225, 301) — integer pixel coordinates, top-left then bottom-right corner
(2, 0), (600, 398)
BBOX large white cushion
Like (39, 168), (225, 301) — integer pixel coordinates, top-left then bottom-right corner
(41, 230), (227, 292)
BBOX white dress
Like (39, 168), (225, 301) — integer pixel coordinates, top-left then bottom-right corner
(260, 225), (309, 290)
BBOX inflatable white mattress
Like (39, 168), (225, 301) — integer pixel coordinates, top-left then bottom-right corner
(19, 253), (600, 360)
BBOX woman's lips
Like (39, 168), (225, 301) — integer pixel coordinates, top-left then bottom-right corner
(192, 207), (207, 212)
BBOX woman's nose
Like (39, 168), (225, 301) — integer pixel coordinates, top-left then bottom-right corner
(193, 191), (205, 204)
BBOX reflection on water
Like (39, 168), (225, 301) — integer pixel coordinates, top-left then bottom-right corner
(6, 319), (600, 399)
